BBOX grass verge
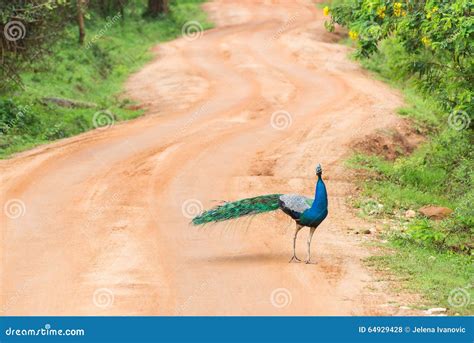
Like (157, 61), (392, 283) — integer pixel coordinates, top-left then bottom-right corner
(366, 240), (473, 315)
(346, 39), (473, 315)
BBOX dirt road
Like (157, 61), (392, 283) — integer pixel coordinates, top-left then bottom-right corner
(1, 0), (415, 315)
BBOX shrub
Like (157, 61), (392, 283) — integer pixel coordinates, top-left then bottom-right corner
(0, 98), (39, 135)
(326, 0), (474, 115)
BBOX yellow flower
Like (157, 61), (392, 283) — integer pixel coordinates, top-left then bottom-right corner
(427, 6), (438, 19)
(376, 6), (386, 19)
(421, 36), (431, 47)
(402, 10), (407, 17)
(393, 2), (403, 17)
(323, 6), (330, 16)
(349, 30), (358, 40)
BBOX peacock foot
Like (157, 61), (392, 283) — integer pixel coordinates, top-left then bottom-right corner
(289, 255), (301, 263)
(305, 259), (316, 264)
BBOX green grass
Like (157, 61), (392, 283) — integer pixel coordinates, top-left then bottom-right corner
(366, 240), (473, 315)
(0, 0), (213, 158)
(346, 39), (473, 314)
(315, 2), (329, 9)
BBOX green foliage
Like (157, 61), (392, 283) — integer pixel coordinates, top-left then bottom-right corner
(0, 0), (212, 158)
(326, 0), (474, 115)
(366, 241), (474, 315)
(87, 0), (129, 18)
(351, 125), (473, 253)
(0, 0), (71, 89)
(345, 31), (473, 254)
(406, 219), (446, 247)
(327, 0), (473, 311)
(169, 0), (211, 27)
(0, 99), (39, 135)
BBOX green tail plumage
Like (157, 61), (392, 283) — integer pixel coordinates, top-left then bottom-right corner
(192, 194), (283, 225)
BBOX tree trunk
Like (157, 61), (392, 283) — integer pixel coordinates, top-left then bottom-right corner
(118, 0), (125, 21)
(147, 0), (168, 17)
(77, 0), (86, 45)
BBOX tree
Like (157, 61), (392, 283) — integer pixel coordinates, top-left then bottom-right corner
(326, 0), (473, 114)
(145, 0), (168, 17)
(0, 0), (70, 92)
(91, 0), (128, 19)
(76, 0), (86, 45)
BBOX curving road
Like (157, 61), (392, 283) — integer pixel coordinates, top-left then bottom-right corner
(1, 0), (415, 315)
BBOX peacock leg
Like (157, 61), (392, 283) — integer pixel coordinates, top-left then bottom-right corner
(305, 227), (317, 264)
(289, 224), (303, 263)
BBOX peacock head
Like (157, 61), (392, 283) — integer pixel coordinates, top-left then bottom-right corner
(316, 164), (323, 176)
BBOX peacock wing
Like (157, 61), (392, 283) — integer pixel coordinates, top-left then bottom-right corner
(279, 194), (312, 220)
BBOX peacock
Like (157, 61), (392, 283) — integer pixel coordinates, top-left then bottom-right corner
(192, 164), (328, 264)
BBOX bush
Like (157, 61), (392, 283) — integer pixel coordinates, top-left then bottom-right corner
(326, 0), (474, 115)
(330, 0), (473, 255)
(0, 0), (71, 91)
(0, 99), (39, 135)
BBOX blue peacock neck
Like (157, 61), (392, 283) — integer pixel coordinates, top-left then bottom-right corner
(311, 174), (328, 212)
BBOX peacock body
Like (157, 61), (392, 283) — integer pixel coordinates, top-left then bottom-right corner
(192, 164), (328, 263)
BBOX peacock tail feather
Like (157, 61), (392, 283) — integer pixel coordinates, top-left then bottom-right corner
(192, 194), (283, 225)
